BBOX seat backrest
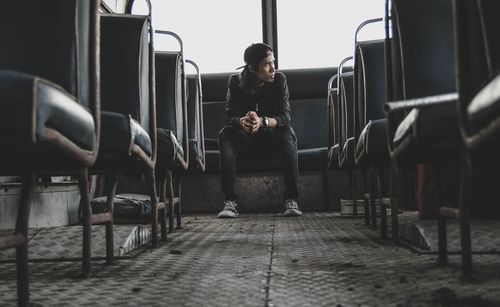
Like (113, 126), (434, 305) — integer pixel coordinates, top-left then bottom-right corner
(386, 0), (456, 148)
(155, 52), (185, 147)
(454, 0), (500, 137)
(186, 61), (205, 171)
(0, 0), (98, 112)
(285, 68), (334, 149)
(201, 68), (336, 151)
(100, 14), (150, 134)
(338, 72), (355, 151)
(354, 40), (386, 134)
(390, 0), (456, 100)
(328, 74), (339, 149)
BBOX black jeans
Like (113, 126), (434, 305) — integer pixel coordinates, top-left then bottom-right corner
(218, 125), (299, 201)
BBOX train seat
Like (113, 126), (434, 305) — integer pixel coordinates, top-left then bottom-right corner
(0, 0), (100, 304)
(96, 12), (167, 250)
(353, 40), (389, 169)
(384, 0), (459, 243)
(446, 0), (500, 279)
(186, 61), (206, 172)
(153, 31), (191, 232)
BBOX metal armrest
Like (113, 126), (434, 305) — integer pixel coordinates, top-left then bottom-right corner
(384, 92), (458, 112)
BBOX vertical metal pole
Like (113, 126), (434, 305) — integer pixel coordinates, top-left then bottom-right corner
(379, 169), (387, 239)
(149, 170), (159, 248)
(459, 152), (473, 279)
(159, 172), (168, 241)
(16, 172), (34, 307)
(79, 168), (92, 278)
(363, 170), (371, 225)
(105, 172), (117, 264)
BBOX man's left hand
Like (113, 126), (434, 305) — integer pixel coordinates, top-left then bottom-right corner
(245, 111), (261, 133)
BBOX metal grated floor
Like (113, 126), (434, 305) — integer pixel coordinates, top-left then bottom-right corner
(1, 213), (500, 306)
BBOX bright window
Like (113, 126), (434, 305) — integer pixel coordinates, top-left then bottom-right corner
(277, 0), (386, 69)
(133, 0), (262, 74)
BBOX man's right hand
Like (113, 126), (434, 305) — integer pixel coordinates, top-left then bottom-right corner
(240, 112), (260, 133)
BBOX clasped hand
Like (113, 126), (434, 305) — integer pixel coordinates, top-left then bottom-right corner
(240, 111), (262, 134)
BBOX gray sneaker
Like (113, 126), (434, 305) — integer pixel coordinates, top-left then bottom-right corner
(218, 200), (239, 218)
(284, 199), (302, 216)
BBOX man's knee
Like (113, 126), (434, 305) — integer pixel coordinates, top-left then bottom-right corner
(279, 126), (297, 144)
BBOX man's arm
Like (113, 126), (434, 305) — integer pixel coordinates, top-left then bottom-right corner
(271, 73), (291, 127)
(258, 73), (290, 129)
(225, 76), (243, 128)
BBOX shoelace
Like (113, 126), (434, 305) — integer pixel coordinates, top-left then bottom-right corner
(223, 200), (238, 212)
(285, 199), (299, 210)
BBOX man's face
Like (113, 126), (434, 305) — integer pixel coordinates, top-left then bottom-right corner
(254, 54), (275, 82)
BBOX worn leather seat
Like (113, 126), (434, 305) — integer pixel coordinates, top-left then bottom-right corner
(338, 72), (355, 169)
(99, 111), (152, 159)
(386, 0), (459, 166)
(98, 14), (155, 171)
(95, 11), (167, 251)
(353, 40), (389, 169)
(0, 71), (95, 155)
(186, 69), (206, 171)
(383, 0), (459, 244)
(155, 51), (188, 170)
(327, 74), (341, 170)
(0, 1), (100, 304)
(446, 0), (500, 278)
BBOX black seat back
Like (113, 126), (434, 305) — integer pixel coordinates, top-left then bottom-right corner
(285, 68), (333, 150)
(154, 30), (189, 169)
(387, 0), (456, 147)
(455, 0), (500, 141)
(186, 60), (205, 171)
(328, 74), (339, 150)
(155, 52), (185, 146)
(101, 14), (151, 134)
(339, 72), (354, 150)
(0, 0), (96, 111)
(354, 40), (386, 133)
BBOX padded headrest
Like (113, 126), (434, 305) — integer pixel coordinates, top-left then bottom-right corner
(392, 0), (456, 98)
(201, 72), (233, 102)
(101, 14), (150, 132)
(0, 0), (92, 108)
(281, 67), (337, 99)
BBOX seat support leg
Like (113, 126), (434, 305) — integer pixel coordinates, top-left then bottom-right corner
(104, 172), (117, 265)
(149, 170), (160, 248)
(79, 168), (92, 278)
(16, 172), (34, 307)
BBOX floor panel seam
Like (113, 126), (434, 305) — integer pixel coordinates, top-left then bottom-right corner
(264, 215), (276, 307)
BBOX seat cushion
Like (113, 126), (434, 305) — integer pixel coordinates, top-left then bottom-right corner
(467, 72), (500, 133)
(189, 139), (204, 170)
(340, 137), (355, 169)
(298, 148), (328, 171)
(355, 119), (390, 168)
(157, 128), (184, 169)
(0, 70), (95, 152)
(99, 111), (152, 159)
(203, 148), (328, 174)
(391, 102), (460, 163)
(328, 144), (340, 170)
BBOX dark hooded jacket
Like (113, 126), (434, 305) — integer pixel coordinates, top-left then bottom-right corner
(225, 72), (291, 129)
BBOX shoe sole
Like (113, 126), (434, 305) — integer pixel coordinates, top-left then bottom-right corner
(284, 209), (302, 217)
(218, 211), (239, 218)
